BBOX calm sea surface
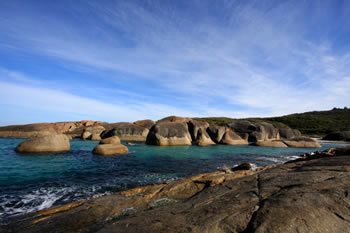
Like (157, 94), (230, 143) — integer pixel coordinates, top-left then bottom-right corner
(0, 138), (347, 222)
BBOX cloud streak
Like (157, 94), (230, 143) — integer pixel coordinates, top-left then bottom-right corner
(0, 0), (350, 124)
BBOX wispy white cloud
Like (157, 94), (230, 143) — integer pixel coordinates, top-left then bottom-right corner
(0, 80), (200, 122)
(0, 0), (349, 124)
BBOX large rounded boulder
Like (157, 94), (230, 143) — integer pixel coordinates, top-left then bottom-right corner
(133, 120), (155, 129)
(206, 126), (226, 143)
(187, 120), (210, 141)
(15, 134), (70, 153)
(228, 121), (280, 142)
(100, 136), (121, 144)
(146, 122), (192, 146)
(220, 128), (248, 145)
(279, 128), (302, 139)
(93, 144), (128, 155)
(101, 123), (149, 141)
(194, 128), (215, 146)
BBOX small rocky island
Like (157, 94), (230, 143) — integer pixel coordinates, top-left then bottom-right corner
(2, 146), (350, 233)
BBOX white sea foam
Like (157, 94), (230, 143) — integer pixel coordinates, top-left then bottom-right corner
(249, 163), (259, 170)
(286, 155), (302, 161)
(0, 185), (110, 220)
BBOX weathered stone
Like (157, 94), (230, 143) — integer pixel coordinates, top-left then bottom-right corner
(93, 144), (128, 155)
(146, 122), (192, 146)
(282, 137), (321, 148)
(206, 126), (226, 143)
(101, 123), (149, 141)
(279, 127), (302, 139)
(187, 120), (210, 141)
(4, 151), (350, 233)
(228, 120), (280, 142)
(90, 133), (101, 141)
(100, 136), (121, 145)
(81, 131), (92, 140)
(193, 128), (215, 146)
(133, 120), (155, 129)
(157, 116), (192, 124)
(220, 128), (248, 145)
(15, 134), (70, 153)
(0, 122), (78, 138)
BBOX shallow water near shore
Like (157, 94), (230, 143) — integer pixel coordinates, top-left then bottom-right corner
(0, 138), (347, 222)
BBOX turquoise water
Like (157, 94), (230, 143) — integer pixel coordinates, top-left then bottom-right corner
(0, 138), (347, 221)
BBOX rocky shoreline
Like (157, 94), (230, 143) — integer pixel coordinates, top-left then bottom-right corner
(2, 146), (350, 233)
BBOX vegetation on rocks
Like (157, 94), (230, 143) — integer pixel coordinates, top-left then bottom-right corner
(195, 108), (350, 136)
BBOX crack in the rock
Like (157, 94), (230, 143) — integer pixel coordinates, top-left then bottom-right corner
(238, 174), (262, 233)
(334, 212), (350, 223)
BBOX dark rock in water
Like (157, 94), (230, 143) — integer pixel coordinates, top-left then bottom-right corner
(101, 123), (149, 141)
(15, 134), (70, 153)
(206, 126), (226, 143)
(279, 127), (302, 139)
(231, 162), (252, 171)
(146, 122), (192, 146)
(323, 131), (350, 141)
(5, 148), (350, 233)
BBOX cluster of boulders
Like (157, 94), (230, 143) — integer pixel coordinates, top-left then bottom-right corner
(144, 117), (319, 148)
(8, 116), (323, 151)
(15, 133), (128, 156)
(81, 125), (106, 141)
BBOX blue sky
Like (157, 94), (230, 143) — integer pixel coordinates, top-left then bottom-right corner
(1, 0), (350, 125)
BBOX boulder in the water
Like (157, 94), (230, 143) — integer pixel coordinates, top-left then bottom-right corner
(220, 128), (248, 145)
(90, 133), (101, 141)
(206, 126), (226, 143)
(93, 144), (128, 155)
(100, 136), (121, 145)
(15, 134), (70, 153)
(194, 128), (215, 146)
(146, 122), (192, 146)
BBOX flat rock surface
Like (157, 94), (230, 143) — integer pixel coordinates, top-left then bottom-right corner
(2, 151), (350, 233)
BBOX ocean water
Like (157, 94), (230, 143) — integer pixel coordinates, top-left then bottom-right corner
(0, 138), (347, 222)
